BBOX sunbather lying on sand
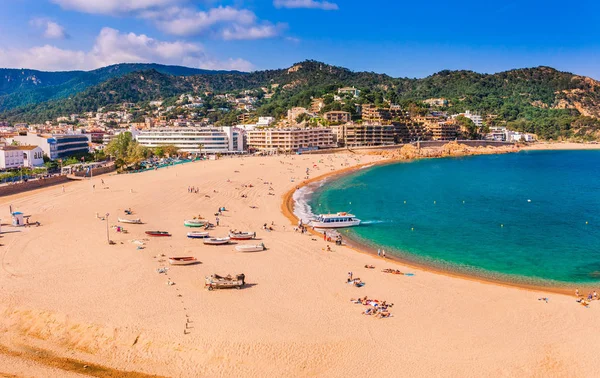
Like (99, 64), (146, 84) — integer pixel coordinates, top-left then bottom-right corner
(364, 265), (375, 269)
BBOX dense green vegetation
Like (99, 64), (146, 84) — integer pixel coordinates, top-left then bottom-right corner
(0, 63), (238, 112)
(1, 60), (599, 140)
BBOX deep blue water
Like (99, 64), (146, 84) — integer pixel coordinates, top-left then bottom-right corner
(309, 150), (600, 285)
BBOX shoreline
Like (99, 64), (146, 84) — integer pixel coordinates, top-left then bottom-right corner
(282, 151), (585, 296)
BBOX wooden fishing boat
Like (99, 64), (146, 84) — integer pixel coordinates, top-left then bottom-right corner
(205, 274), (245, 290)
(168, 257), (198, 265)
(203, 237), (230, 245)
(187, 231), (209, 239)
(228, 232), (256, 240)
(235, 243), (265, 252)
(145, 231), (171, 237)
(118, 217), (142, 224)
(184, 219), (206, 227)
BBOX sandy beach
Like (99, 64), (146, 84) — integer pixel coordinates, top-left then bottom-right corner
(1, 149), (599, 377)
(523, 142), (600, 150)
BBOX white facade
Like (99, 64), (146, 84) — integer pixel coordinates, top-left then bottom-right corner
(21, 146), (45, 167)
(136, 127), (245, 154)
(257, 117), (275, 127)
(0, 147), (24, 169)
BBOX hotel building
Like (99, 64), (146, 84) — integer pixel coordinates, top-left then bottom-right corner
(247, 128), (335, 152)
(11, 133), (90, 160)
(136, 127), (245, 154)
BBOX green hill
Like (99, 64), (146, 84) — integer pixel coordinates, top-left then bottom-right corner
(2, 60), (600, 140)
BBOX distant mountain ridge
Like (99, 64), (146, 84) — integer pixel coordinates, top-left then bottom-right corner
(1, 60), (600, 139)
(0, 63), (242, 112)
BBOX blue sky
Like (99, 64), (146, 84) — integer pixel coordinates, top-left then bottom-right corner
(0, 0), (598, 79)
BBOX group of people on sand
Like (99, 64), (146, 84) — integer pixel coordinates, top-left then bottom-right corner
(350, 296), (393, 318)
(575, 289), (598, 307)
(187, 186), (199, 194)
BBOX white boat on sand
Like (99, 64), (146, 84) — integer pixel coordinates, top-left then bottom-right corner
(311, 212), (361, 229)
(184, 219), (206, 227)
(187, 231), (209, 239)
(235, 243), (265, 252)
(228, 231), (256, 240)
(168, 257), (198, 265)
(118, 217), (142, 224)
(203, 237), (231, 245)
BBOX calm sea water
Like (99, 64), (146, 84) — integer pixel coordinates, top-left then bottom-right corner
(308, 150), (600, 286)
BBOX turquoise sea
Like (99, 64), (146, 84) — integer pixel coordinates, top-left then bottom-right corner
(308, 150), (600, 286)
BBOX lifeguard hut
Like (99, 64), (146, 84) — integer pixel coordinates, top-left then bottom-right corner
(11, 211), (24, 226)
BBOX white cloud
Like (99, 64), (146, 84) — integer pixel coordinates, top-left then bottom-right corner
(30, 18), (68, 39)
(142, 6), (284, 39)
(273, 0), (339, 10)
(0, 27), (253, 71)
(51, 0), (183, 15)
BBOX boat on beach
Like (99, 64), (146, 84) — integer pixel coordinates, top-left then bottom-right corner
(203, 237), (231, 245)
(184, 219), (206, 227)
(187, 231), (210, 239)
(228, 231), (256, 240)
(311, 212), (361, 228)
(235, 243), (265, 252)
(145, 231), (171, 237)
(168, 257), (198, 265)
(118, 217), (142, 224)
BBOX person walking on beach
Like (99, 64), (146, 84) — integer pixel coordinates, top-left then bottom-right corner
(377, 249), (381, 257)
(215, 217), (220, 226)
(324, 231), (327, 241)
(382, 250), (386, 259)
(576, 289), (580, 297)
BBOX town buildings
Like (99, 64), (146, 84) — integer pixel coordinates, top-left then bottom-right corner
(247, 128), (335, 152)
(331, 124), (396, 147)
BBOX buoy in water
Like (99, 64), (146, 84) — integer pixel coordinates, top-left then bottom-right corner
(586, 221), (589, 224)
(411, 227), (414, 231)
(404, 200), (406, 204)
(527, 199), (531, 202)
(501, 224), (504, 228)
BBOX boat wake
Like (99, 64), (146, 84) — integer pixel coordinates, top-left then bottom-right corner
(361, 220), (386, 225)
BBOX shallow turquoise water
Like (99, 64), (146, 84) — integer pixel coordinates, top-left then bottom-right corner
(309, 150), (600, 285)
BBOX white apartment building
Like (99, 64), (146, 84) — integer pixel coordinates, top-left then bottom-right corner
(247, 128), (335, 153)
(452, 110), (483, 127)
(136, 127), (245, 154)
(0, 146), (24, 169)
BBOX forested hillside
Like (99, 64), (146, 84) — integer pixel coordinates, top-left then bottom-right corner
(2, 60), (600, 140)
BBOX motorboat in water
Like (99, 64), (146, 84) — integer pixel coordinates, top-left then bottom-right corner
(203, 237), (231, 245)
(187, 231), (210, 239)
(235, 243), (265, 252)
(168, 257), (198, 265)
(145, 231), (171, 237)
(311, 212), (361, 228)
(228, 231), (256, 240)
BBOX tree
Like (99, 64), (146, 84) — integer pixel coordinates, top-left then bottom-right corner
(456, 115), (478, 139)
(162, 144), (180, 157)
(295, 113), (311, 124)
(106, 132), (134, 161)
